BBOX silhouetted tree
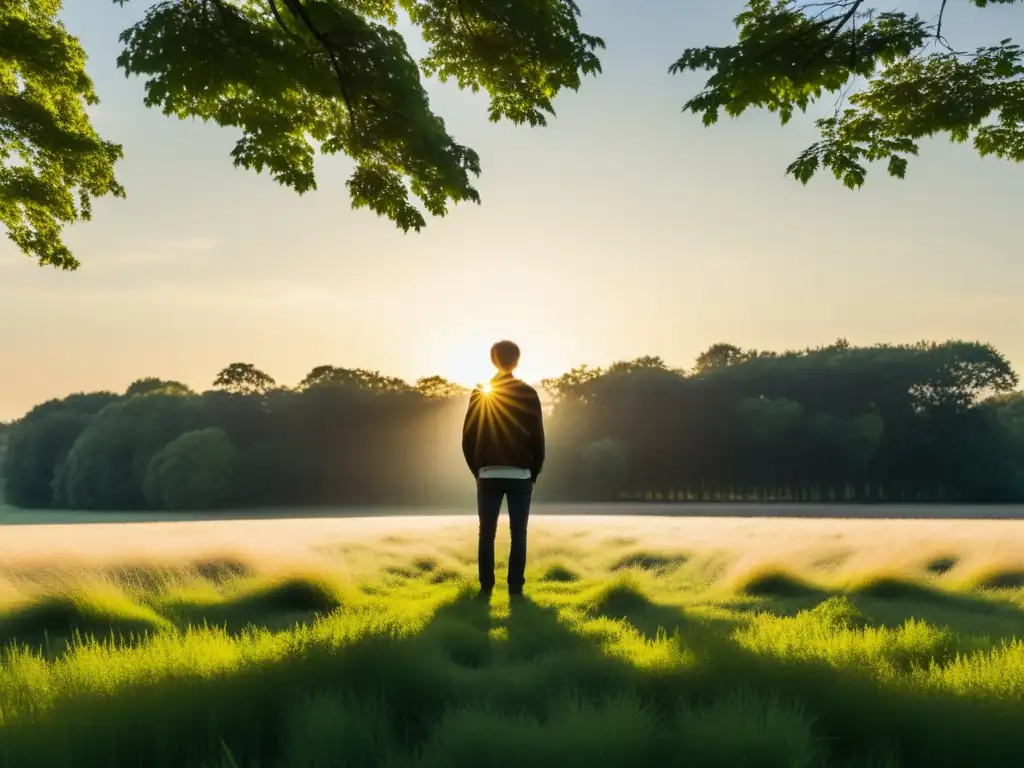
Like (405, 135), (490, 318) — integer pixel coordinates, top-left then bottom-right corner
(695, 343), (748, 373)
(214, 363), (276, 396)
(580, 438), (628, 500)
(541, 365), (604, 404)
(299, 366), (410, 393)
(126, 378), (194, 397)
(298, 366), (337, 390)
(415, 376), (470, 399)
(2, 392), (120, 508)
(144, 428), (237, 510)
(64, 395), (203, 510)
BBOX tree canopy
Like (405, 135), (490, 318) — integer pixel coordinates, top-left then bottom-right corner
(672, 0), (1024, 188)
(3, 0), (602, 268)
(2, 0), (1020, 268)
(1, 0), (125, 269)
(143, 426), (237, 509)
(125, 377), (195, 397)
(299, 365), (409, 392)
(214, 362), (277, 395)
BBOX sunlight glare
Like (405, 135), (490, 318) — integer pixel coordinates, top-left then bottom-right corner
(438, 330), (563, 388)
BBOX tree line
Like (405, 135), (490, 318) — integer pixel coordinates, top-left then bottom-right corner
(2, 338), (1023, 512)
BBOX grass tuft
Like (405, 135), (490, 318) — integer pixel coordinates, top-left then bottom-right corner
(0, 585), (168, 650)
(676, 689), (820, 767)
(414, 558), (438, 573)
(926, 555), (960, 575)
(805, 595), (869, 630)
(193, 557), (254, 583)
(386, 564), (421, 579)
(161, 574), (347, 634)
(810, 551), (851, 572)
(102, 565), (177, 594)
(418, 695), (662, 767)
(240, 575), (344, 614)
(967, 568), (1024, 591)
(280, 692), (395, 767)
(541, 565), (580, 583)
(845, 574), (946, 602)
(730, 566), (825, 598)
(587, 578), (652, 620)
(611, 551), (688, 572)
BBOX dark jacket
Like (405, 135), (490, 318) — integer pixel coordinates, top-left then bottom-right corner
(462, 373), (545, 480)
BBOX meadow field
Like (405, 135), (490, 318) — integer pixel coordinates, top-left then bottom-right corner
(1, 510), (1024, 767)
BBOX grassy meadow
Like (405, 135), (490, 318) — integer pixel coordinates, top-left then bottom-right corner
(1, 519), (1024, 767)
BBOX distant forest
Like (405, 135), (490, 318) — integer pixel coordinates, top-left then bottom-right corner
(3, 339), (1023, 512)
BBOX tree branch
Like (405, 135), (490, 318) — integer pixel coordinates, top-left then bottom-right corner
(796, 1), (866, 76)
(265, 0), (303, 44)
(823, 0), (865, 52)
(933, 0), (965, 55)
(456, 0), (484, 37)
(936, 0), (949, 41)
(278, 0), (359, 141)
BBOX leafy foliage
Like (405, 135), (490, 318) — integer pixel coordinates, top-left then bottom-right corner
(63, 394), (202, 509)
(5, 0), (1020, 267)
(1, 0), (603, 267)
(3, 410), (94, 508)
(579, 437), (627, 500)
(214, 362), (277, 396)
(403, 0), (604, 126)
(695, 343), (750, 374)
(1, 392), (119, 508)
(143, 427), (237, 509)
(299, 364), (409, 392)
(672, 0), (1024, 187)
(415, 374), (470, 399)
(125, 377), (195, 397)
(0, 0), (125, 269)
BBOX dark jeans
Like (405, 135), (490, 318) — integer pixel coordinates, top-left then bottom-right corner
(477, 477), (533, 594)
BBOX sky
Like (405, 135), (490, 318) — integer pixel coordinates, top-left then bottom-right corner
(2, 0), (1023, 420)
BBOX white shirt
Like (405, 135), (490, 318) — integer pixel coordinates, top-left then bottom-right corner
(478, 466), (532, 480)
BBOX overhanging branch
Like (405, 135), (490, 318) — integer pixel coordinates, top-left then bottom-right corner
(277, 0), (359, 140)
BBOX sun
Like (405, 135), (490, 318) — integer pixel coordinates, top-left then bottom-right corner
(441, 338), (499, 388)
(439, 333), (552, 389)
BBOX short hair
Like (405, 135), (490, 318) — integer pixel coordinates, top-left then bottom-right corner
(490, 340), (521, 372)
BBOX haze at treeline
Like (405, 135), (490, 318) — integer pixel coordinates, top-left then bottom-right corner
(2, 338), (1023, 511)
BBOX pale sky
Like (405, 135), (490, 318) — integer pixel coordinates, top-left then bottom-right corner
(2, 1), (1022, 420)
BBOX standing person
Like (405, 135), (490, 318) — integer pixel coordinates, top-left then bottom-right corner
(462, 340), (546, 600)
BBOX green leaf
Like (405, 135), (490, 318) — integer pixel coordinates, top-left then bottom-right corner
(3, 0), (603, 267)
(671, 0), (1024, 190)
(887, 155), (907, 179)
(0, 0), (125, 269)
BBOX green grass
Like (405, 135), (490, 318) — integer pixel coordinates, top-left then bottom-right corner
(1, 539), (1024, 767)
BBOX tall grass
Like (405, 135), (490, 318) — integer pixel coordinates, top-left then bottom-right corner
(0, 538), (1023, 766)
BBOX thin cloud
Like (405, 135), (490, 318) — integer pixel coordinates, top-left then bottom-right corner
(92, 236), (223, 267)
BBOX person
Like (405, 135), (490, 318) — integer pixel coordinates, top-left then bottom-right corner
(462, 340), (545, 600)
